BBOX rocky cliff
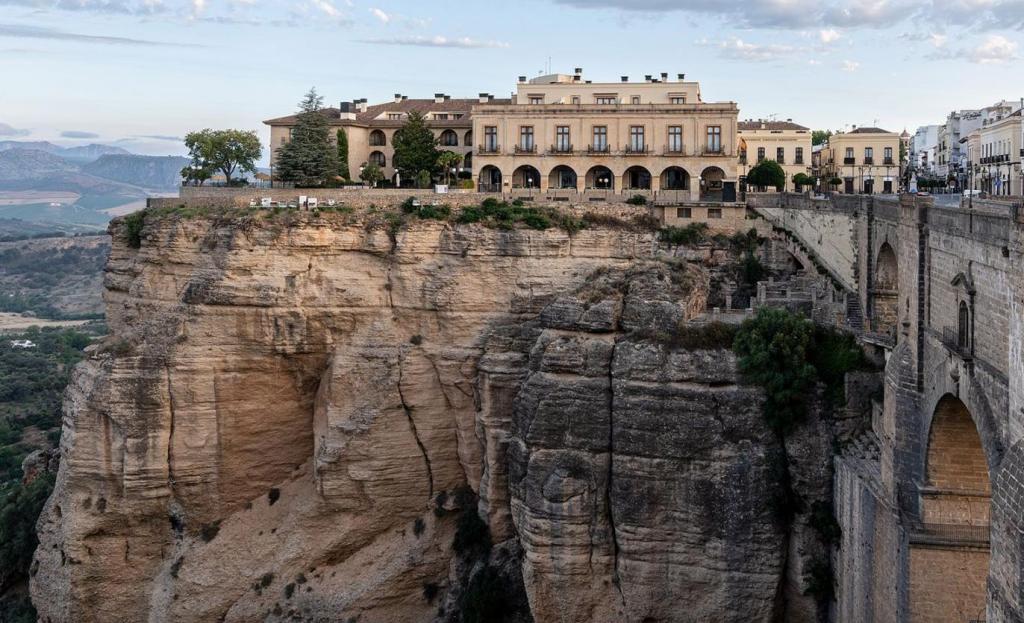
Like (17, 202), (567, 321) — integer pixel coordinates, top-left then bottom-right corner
(32, 211), (838, 622)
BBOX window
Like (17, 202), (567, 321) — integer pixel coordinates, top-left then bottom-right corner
(708, 208), (723, 219)
(865, 147), (874, 163)
(369, 130), (386, 146)
(958, 301), (970, 351)
(440, 130), (458, 147)
(387, 113), (403, 120)
(435, 114), (449, 120)
(595, 96), (616, 105)
(571, 96), (580, 105)
(484, 126), (498, 151)
(667, 126), (683, 153)
(631, 96), (641, 105)
(677, 207), (692, 219)
(453, 114), (463, 119)
(592, 126), (608, 151)
(706, 126), (722, 153)
(519, 126), (534, 151)
(529, 96), (543, 105)
(670, 96), (686, 104)
(845, 147), (854, 163)
(369, 151), (386, 167)
(280, 136), (286, 145)
(555, 126), (571, 152)
(795, 147), (804, 164)
(884, 147), (893, 163)
(776, 147), (785, 164)
(757, 147), (765, 162)
(629, 126), (645, 152)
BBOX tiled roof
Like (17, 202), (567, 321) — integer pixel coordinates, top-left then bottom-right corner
(738, 120), (810, 131)
(264, 98), (511, 126)
(848, 127), (893, 134)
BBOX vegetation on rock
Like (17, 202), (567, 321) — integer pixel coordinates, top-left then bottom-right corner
(181, 128), (262, 186)
(274, 88), (339, 187)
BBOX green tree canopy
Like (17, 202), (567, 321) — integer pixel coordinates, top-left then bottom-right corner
(274, 88), (339, 187)
(359, 162), (384, 187)
(812, 130), (833, 146)
(336, 129), (350, 180)
(392, 111), (439, 186)
(747, 160), (786, 191)
(436, 151), (462, 185)
(182, 129), (262, 186)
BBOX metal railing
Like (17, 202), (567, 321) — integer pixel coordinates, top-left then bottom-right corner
(588, 144), (610, 154)
(844, 157), (856, 165)
(624, 145), (650, 155)
(513, 144), (537, 154)
(549, 144), (574, 154)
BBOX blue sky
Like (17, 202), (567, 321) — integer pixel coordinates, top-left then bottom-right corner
(1, 0), (1022, 164)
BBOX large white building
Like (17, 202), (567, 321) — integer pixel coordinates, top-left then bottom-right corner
(910, 125), (939, 177)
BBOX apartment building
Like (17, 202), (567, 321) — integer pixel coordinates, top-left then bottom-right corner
(737, 120), (812, 191)
(964, 107), (1022, 197)
(470, 70), (740, 202)
(821, 127), (901, 194)
(264, 93), (509, 182)
(910, 125), (939, 177)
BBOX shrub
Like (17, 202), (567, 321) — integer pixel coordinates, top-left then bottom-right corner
(452, 509), (491, 560)
(625, 194), (648, 205)
(268, 488), (280, 506)
(0, 473), (55, 589)
(811, 326), (869, 405)
(122, 211), (145, 249)
(659, 222), (709, 245)
(409, 335), (423, 346)
(739, 252), (766, 286)
(520, 211), (551, 230)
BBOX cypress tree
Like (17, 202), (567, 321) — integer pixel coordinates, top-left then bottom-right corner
(336, 129), (350, 180)
(274, 88), (339, 187)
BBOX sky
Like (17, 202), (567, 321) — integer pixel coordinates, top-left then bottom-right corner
(1, 0), (1022, 164)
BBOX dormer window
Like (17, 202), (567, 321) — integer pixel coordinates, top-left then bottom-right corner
(435, 113), (449, 120)
(529, 96), (543, 105)
(595, 95), (617, 105)
(670, 95), (686, 104)
(387, 113), (403, 120)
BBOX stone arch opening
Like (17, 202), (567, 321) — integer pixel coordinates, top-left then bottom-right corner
(624, 166), (652, 190)
(700, 166), (725, 201)
(464, 130), (473, 147)
(513, 165), (541, 190)
(368, 151), (386, 168)
(478, 165), (502, 192)
(660, 166), (690, 190)
(910, 394), (990, 622)
(439, 129), (459, 147)
(586, 166), (613, 190)
(548, 165), (578, 190)
(369, 130), (386, 146)
(873, 242), (899, 337)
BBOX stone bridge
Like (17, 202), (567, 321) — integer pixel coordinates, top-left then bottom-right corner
(752, 192), (1024, 622)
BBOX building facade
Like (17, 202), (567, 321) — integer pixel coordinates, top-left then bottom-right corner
(470, 70), (740, 202)
(737, 120), (812, 192)
(264, 93), (508, 183)
(910, 125), (940, 178)
(821, 127), (901, 194)
(965, 108), (1022, 197)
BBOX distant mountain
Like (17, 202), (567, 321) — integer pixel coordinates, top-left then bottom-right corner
(60, 144), (131, 162)
(0, 141), (131, 163)
(81, 155), (187, 190)
(0, 149), (78, 182)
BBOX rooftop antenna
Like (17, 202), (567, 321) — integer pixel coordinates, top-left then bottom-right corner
(873, 118), (879, 127)
(768, 113), (778, 122)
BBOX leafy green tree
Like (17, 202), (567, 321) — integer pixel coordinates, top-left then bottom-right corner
(747, 160), (786, 191)
(392, 111), (439, 186)
(436, 151), (462, 185)
(180, 164), (212, 186)
(812, 130), (833, 146)
(336, 129), (350, 180)
(733, 307), (817, 433)
(359, 162), (384, 187)
(182, 129), (261, 185)
(0, 473), (54, 590)
(792, 173), (817, 190)
(274, 88), (339, 187)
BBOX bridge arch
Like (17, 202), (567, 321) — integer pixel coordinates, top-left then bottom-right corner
(911, 393), (991, 622)
(872, 241), (899, 337)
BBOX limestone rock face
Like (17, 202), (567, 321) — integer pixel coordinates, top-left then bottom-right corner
(32, 213), (835, 623)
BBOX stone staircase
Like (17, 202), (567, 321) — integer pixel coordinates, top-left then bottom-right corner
(846, 295), (864, 335)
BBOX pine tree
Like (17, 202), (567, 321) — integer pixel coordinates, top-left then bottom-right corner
(336, 129), (350, 180)
(392, 111), (439, 187)
(274, 88), (338, 187)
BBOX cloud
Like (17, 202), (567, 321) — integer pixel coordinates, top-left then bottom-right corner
(370, 7), (390, 23)
(358, 35), (510, 48)
(926, 33), (1020, 63)
(60, 130), (100, 139)
(134, 134), (184, 142)
(0, 23), (196, 46)
(842, 59), (861, 71)
(550, 0), (1024, 30)
(0, 122), (30, 137)
(819, 28), (841, 43)
(930, 32), (947, 47)
(309, 0), (345, 20)
(700, 36), (801, 61)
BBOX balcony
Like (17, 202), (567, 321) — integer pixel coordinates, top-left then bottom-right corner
(844, 157), (856, 165)
(864, 157), (874, 165)
(884, 158), (894, 165)
(624, 145), (650, 155)
(478, 144), (500, 155)
(549, 144), (574, 154)
(514, 144), (537, 154)
(795, 158), (804, 165)
(703, 148), (724, 156)
(587, 144), (611, 155)
(665, 145), (685, 156)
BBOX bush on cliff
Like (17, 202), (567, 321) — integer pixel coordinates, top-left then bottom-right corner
(122, 211), (145, 249)
(659, 222), (709, 245)
(0, 472), (55, 590)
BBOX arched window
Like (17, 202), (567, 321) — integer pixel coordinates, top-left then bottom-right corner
(958, 301), (970, 351)
(440, 130), (459, 147)
(369, 151), (386, 167)
(369, 130), (386, 146)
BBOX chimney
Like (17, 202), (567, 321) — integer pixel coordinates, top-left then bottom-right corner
(394, 93), (403, 103)
(518, 75), (527, 83)
(677, 73), (685, 81)
(645, 74), (652, 82)
(434, 93), (445, 104)
(478, 92), (491, 104)
(356, 99), (368, 113)
(402, 95), (408, 101)
(661, 72), (668, 81)
(574, 67), (583, 74)
(621, 76), (629, 82)
(787, 118), (792, 122)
